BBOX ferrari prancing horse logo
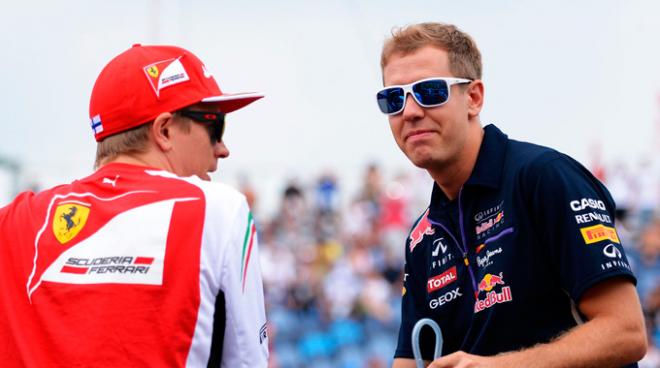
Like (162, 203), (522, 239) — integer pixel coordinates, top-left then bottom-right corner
(53, 203), (90, 244)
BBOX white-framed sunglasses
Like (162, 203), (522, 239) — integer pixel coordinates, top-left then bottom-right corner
(376, 77), (472, 115)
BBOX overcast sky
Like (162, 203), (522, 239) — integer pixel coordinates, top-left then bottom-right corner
(1, 0), (658, 214)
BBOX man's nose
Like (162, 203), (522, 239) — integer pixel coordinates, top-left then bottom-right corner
(215, 141), (230, 159)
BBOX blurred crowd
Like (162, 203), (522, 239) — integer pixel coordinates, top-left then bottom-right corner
(248, 159), (659, 368)
(247, 164), (424, 368)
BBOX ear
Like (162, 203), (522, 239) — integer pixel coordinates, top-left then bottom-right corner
(151, 112), (175, 152)
(466, 80), (485, 119)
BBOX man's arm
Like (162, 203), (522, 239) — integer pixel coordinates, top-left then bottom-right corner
(393, 357), (426, 368)
(217, 203), (269, 367)
(428, 277), (647, 368)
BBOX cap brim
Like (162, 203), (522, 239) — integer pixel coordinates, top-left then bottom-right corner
(201, 92), (264, 113)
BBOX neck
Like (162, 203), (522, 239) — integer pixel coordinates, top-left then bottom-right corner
(429, 124), (484, 201)
(99, 150), (172, 172)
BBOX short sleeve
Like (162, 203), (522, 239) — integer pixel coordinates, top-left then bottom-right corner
(394, 259), (438, 361)
(526, 153), (636, 302)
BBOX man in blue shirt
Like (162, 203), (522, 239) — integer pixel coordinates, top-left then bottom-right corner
(376, 22), (647, 367)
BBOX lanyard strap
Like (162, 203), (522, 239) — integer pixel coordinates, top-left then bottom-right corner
(412, 318), (443, 368)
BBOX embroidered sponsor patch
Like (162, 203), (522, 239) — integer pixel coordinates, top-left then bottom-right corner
(427, 266), (457, 293)
(90, 114), (103, 134)
(475, 211), (503, 235)
(53, 202), (91, 244)
(429, 287), (462, 309)
(474, 272), (513, 313)
(570, 198), (606, 212)
(580, 224), (620, 244)
(409, 209), (434, 252)
(574, 211), (612, 225)
(143, 57), (190, 97)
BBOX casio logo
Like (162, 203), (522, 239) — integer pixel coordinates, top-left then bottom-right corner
(570, 198), (606, 212)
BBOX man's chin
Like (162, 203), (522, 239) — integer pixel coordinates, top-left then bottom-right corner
(407, 153), (436, 170)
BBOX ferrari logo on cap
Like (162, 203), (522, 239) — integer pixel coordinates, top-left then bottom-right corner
(143, 57), (190, 98)
(146, 66), (159, 78)
(52, 202), (90, 244)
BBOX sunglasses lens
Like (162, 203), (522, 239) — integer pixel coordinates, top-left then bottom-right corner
(412, 79), (449, 106)
(377, 87), (405, 114)
(214, 121), (225, 143)
(179, 110), (226, 143)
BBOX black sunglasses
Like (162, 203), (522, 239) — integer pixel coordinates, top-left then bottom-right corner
(177, 110), (226, 143)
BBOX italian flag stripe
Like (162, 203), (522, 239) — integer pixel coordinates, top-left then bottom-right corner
(241, 212), (256, 292)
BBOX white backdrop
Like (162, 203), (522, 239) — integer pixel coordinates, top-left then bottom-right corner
(1, 0), (658, 215)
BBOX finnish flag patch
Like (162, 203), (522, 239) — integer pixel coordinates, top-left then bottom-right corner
(90, 114), (103, 134)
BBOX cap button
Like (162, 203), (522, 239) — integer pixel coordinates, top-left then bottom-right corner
(132, 43), (142, 48)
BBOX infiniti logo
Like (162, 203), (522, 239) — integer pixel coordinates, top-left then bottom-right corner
(603, 244), (622, 259)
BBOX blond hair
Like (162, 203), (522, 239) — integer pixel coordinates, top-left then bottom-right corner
(381, 22), (482, 80)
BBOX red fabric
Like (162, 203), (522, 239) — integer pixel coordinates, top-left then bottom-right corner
(0, 163), (205, 367)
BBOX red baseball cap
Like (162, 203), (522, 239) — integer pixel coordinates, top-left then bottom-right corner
(89, 44), (263, 141)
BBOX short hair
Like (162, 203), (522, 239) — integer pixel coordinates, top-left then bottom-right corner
(94, 114), (191, 168)
(381, 22), (482, 80)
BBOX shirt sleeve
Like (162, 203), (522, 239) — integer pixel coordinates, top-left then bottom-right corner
(526, 152), (636, 303)
(395, 256), (438, 360)
(218, 200), (268, 367)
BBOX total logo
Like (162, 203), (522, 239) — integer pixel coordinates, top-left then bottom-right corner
(474, 272), (513, 313)
(409, 209), (435, 252)
(429, 287), (462, 309)
(427, 266), (457, 293)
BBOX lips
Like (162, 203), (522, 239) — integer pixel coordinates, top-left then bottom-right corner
(405, 129), (435, 141)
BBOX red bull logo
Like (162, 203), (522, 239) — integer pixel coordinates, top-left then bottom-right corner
(475, 210), (504, 235)
(409, 209), (435, 252)
(478, 272), (505, 292)
(474, 286), (513, 313)
(474, 272), (512, 312)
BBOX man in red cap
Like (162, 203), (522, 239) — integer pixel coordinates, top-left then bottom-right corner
(0, 44), (268, 367)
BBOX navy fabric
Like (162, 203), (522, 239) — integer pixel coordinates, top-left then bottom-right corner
(396, 124), (637, 367)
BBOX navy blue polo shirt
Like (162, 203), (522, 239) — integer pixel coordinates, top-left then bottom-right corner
(396, 124), (637, 367)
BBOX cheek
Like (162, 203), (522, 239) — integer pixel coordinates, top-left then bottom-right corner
(388, 118), (403, 140)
